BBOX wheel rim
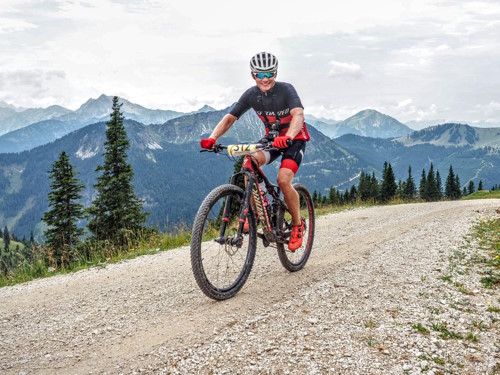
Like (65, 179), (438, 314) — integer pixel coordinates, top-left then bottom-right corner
(281, 188), (313, 265)
(199, 191), (253, 292)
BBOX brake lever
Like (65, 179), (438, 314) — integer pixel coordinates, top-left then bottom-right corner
(200, 144), (223, 153)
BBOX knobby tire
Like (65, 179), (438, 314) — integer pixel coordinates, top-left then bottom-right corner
(190, 184), (257, 300)
(276, 183), (315, 272)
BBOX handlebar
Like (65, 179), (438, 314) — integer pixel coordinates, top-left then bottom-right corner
(201, 138), (292, 156)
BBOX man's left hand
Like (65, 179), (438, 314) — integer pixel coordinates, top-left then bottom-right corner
(272, 136), (292, 149)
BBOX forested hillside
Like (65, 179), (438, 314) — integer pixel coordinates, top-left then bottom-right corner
(0, 109), (365, 240)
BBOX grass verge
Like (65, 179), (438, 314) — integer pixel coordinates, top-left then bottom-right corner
(463, 190), (500, 200)
(0, 227), (192, 288)
(473, 214), (500, 288)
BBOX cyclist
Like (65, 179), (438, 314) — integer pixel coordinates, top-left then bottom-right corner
(200, 51), (310, 251)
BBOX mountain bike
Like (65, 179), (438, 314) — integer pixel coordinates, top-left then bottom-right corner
(190, 139), (315, 300)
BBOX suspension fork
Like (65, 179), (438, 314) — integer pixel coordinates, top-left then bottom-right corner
(217, 171), (255, 246)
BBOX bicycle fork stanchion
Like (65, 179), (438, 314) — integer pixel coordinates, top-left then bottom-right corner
(216, 172), (254, 247)
(215, 174), (238, 244)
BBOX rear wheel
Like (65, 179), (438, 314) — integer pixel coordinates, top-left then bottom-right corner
(190, 184), (257, 300)
(276, 183), (315, 272)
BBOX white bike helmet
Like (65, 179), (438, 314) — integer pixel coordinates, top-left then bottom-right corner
(250, 52), (278, 72)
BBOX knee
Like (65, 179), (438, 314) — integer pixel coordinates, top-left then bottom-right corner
(277, 170), (293, 190)
(277, 175), (287, 189)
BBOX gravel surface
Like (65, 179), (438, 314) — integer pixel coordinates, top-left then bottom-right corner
(1, 199), (499, 375)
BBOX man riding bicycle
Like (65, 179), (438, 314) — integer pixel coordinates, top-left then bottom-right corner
(200, 51), (310, 251)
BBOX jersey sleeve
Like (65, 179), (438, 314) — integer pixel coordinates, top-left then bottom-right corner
(284, 83), (304, 110)
(229, 87), (253, 119)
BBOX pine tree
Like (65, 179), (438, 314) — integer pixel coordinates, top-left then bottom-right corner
(370, 172), (379, 203)
(436, 170), (443, 199)
(468, 180), (475, 195)
(455, 174), (467, 199)
(87, 96), (148, 244)
(357, 171), (372, 202)
(404, 166), (417, 200)
(328, 186), (337, 205)
(478, 180), (483, 191)
(1, 226), (11, 276)
(380, 162), (397, 203)
(425, 163), (440, 201)
(455, 175), (462, 198)
(445, 165), (457, 199)
(3, 226), (10, 253)
(43, 151), (85, 267)
(312, 190), (318, 205)
(419, 169), (427, 200)
(349, 185), (357, 203)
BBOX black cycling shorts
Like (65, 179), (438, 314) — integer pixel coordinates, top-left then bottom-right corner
(264, 140), (306, 174)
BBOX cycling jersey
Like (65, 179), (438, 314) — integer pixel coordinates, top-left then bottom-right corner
(230, 82), (311, 142)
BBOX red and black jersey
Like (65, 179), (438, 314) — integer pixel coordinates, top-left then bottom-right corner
(229, 82), (310, 142)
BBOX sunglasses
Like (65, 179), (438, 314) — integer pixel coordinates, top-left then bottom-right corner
(253, 72), (276, 79)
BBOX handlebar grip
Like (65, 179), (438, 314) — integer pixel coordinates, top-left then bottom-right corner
(286, 138), (293, 147)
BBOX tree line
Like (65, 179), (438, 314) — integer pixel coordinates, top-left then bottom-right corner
(312, 162), (485, 207)
(0, 97), (148, 278)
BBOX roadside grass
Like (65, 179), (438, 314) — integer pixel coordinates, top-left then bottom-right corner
(473, 215), (500, 288)
(0, 226), (192, 287)
(0, 238), (25, 252)
(462, 190), (500, 200)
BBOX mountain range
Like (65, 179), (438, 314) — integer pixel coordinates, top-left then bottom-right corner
(2, 97), (413, 153)
(0, 95), (215, 152)
(306, 109), (413, 139)
(0, 96), (498, 241)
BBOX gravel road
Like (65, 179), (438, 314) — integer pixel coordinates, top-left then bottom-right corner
(1, 199), (499, 375)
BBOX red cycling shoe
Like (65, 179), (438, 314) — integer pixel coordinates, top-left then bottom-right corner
(288, 218), (305, 251)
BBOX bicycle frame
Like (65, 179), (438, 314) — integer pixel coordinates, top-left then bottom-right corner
(217, 154), (286, 247)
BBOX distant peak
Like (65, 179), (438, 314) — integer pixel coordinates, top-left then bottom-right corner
(197, 104), (216, 112)
(0, 100), (21, 110)
(96, 94), (113, 101)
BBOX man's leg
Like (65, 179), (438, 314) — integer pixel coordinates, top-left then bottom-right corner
(277, 167), (301, 226)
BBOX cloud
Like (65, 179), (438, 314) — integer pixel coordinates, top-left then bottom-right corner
(327, 61), (362, 79)
(471, 101), (500, 123)
(0, 70), (74, 108)
(0, 0), (499, 125)
(0, 17), (36, 33)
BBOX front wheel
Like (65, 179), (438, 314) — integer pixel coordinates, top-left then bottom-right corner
(190, 184), (257, 300)
(276, 183), (315, 272)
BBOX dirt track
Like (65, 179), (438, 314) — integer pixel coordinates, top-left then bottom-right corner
(1, 199), (499, 374)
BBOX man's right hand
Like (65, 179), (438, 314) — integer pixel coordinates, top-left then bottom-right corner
(200, 137), (216, 150)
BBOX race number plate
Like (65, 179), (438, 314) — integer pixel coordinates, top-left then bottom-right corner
(227, 144), (258, 157)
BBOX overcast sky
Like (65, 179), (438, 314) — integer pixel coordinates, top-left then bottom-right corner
(1, 0), (500, 126)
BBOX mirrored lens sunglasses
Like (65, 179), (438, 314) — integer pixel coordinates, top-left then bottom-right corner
(253, 72), (276, 79)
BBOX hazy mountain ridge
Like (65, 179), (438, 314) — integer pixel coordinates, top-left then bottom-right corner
(394, 123), (500, 149)
(312, 109), (413, 139)
(0, 105), (71, 136)
(335, 126), (500, 191)
(0, 95), (216, 152)
(2, 95), (497, 154)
